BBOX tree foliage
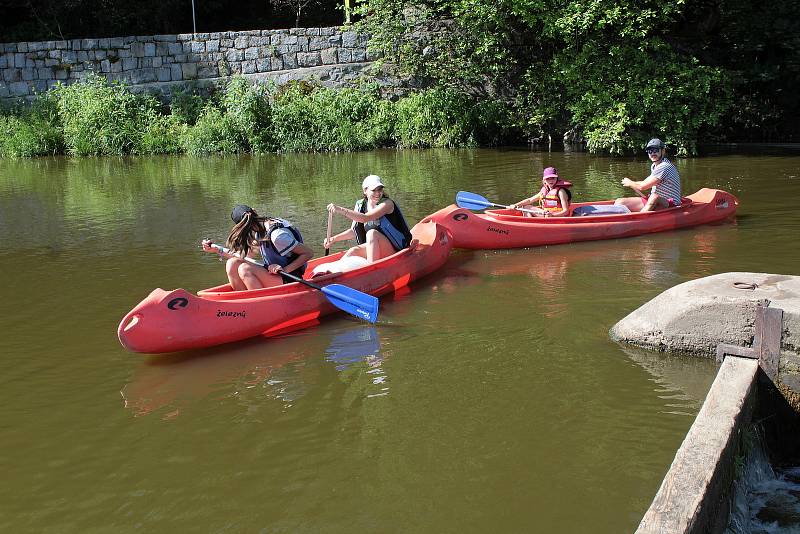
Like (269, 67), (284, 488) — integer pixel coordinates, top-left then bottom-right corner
(355, 0), (800, 153)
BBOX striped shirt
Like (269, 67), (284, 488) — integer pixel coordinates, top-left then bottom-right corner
(650, 158), (682, 205)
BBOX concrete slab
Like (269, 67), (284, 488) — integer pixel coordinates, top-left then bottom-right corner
(610, 272), (800, 358)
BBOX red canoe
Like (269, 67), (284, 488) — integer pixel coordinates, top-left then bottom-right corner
(118, 220), (453, 354)
(423, 188), (738, 250)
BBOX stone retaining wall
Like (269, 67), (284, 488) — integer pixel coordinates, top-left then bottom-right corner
(0, 27), (375, 100)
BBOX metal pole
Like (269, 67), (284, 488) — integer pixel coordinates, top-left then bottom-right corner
(191, 0), (197, 34)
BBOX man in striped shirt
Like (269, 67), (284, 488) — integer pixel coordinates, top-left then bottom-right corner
(615, 138), (682, 212)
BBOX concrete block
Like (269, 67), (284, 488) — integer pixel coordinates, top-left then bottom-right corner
(170, 64), (183, 81)
(157, 67), (171, 82)
(168, 42), (183, 55)
(131, 42), (145, 57)
(144, 43), (156, 57)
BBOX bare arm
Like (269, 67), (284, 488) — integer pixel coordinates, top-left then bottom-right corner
(511, 192), (543, 209)
(277, 242), (313, 274)
(327, 200), (394, 223)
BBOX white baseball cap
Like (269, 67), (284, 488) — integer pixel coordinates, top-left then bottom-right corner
(362, 174), (385, 191)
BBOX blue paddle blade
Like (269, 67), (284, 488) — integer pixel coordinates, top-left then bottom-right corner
(321, 284), (379, 324)
(456, 191), (494, 211)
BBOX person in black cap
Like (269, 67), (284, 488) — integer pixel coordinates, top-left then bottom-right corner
(201, 204), (313, 290)
(614, 138), (682, 212)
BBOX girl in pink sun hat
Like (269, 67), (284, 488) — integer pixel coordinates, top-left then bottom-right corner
(510, 166), (573, 217)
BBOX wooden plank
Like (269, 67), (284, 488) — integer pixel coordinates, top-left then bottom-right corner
(758, 306), (783, 382)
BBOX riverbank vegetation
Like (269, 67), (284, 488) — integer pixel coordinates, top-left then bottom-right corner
(356, 0), (800, 155)
(0, 74), (516, 157)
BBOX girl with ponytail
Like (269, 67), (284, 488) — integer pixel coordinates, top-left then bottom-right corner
(202, 204), (313, 290)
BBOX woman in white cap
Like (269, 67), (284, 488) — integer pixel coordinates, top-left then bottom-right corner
(324, 175), (413, 263)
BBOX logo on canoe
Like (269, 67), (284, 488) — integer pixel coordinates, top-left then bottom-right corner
(167, 297), (188, 310)
(486, 226), (509, 236)
(217, 310), (247, 318)
(453, 213), (469, 222)
(715, 199), (729, 209)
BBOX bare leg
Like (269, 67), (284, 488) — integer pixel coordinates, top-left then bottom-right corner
(365, 229), (397, 262)
(614, 197), (643, 212)
(237, 262), (282, 289)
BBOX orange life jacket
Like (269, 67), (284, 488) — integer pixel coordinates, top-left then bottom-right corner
(539, 181), (573, 212)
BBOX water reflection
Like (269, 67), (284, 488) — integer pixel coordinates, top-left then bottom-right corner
(325, 326), (388, 398)
(121, 324), (387, 418)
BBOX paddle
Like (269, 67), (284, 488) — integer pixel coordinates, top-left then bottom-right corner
(455, 191), (542, 216)
(208, 243), (379, 324)
(325, 209), (333, 256)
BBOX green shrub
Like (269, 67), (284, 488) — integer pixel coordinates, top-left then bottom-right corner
(0, 95), (63, 157)
(183, 104), (246, 154)
(270, 83), (394, 152)
(393, 89), (477, 148)
(52, 73), (164, 156)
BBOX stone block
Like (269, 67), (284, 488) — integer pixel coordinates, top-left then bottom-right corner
(297, 51), (321, 67)
(320, 27), (335, 36)
(220, 38), (234, 48)
(235, 36), (250, 48)
(366, 48), (382, 61)
(45, 58), (58, 67)
(141, 58), (152, 68)
(0, 85), (9, 98)
(207, 40), (220, 53)
(338, 49), (352, 63)
(195, 33), (211, 40)
(96, 49), (107, 60)
(321, 48), (338, 65)
(244, 47), (258, 60)
(197, 62), (218, 77)
(154, 34), (177, 42)
(272, 56), (285, 70)
(352, 49), (367, 62)
(28, 42), (44, 52)
(182, 62), (198, 79)
(100, 59), (111, 72)
(98, 38), (109, 48)
(157, 67), (171, 82)
(156, 42), (169, 56)
(153, 56), (162, 67)
(177, 33), (193, 41)
(21, 68), (34, 81)
(167, 42), (182, 55)
(3, 68), (20, 82)
(72, 40), (81, 50)
(297, 36), (309, 48)
(122, 57), (137, 70)
(328, 35), (342, 47)
(38, 68), (51, 79)
(242, 60), (256, 74)
(144, 43), (156, 57)
(62, 51), (77, 63)
(170, 64), (183, 81)
(1, 44), (15, 53)
(190, 41), (205, 54)
(54, 40), (68, 49)
(15, 53), (28, 67)
(256, 58), (271, 72)
(308, 37), (328, 51)
(131, 42), (145, 57)
(109, 37), (124, 48)
(10, 81), (30, 95)
(130, 68), (156, 84)
(54, 69), (68, 80)
(0, 55), (5, 68)
(110, 60), (122, 73)
(77, 51), (88, 62)
(226, 49), (243, 62)
(342, 32), (358, 48)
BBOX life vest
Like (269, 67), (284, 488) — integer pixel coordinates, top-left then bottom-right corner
(539, 181), (573, 212)
(353, 197), (413, 251)
(258, 219), (307, 273)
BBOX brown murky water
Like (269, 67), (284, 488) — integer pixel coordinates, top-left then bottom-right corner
(1, 147), (799, 532)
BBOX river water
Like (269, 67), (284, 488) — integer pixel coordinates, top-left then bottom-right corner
(1, 147), (799, 532)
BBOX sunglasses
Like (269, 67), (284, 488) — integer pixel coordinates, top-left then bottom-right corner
(645, 147), (662, 154)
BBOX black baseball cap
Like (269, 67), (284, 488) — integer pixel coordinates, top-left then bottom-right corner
(231, 204), (255, 223)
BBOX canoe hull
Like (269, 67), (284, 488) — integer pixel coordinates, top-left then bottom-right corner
(118, 221), (452, 354)
(423, 188), (738, 250)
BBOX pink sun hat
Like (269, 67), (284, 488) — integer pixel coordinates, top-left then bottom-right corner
(542, 167), (559, 179)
